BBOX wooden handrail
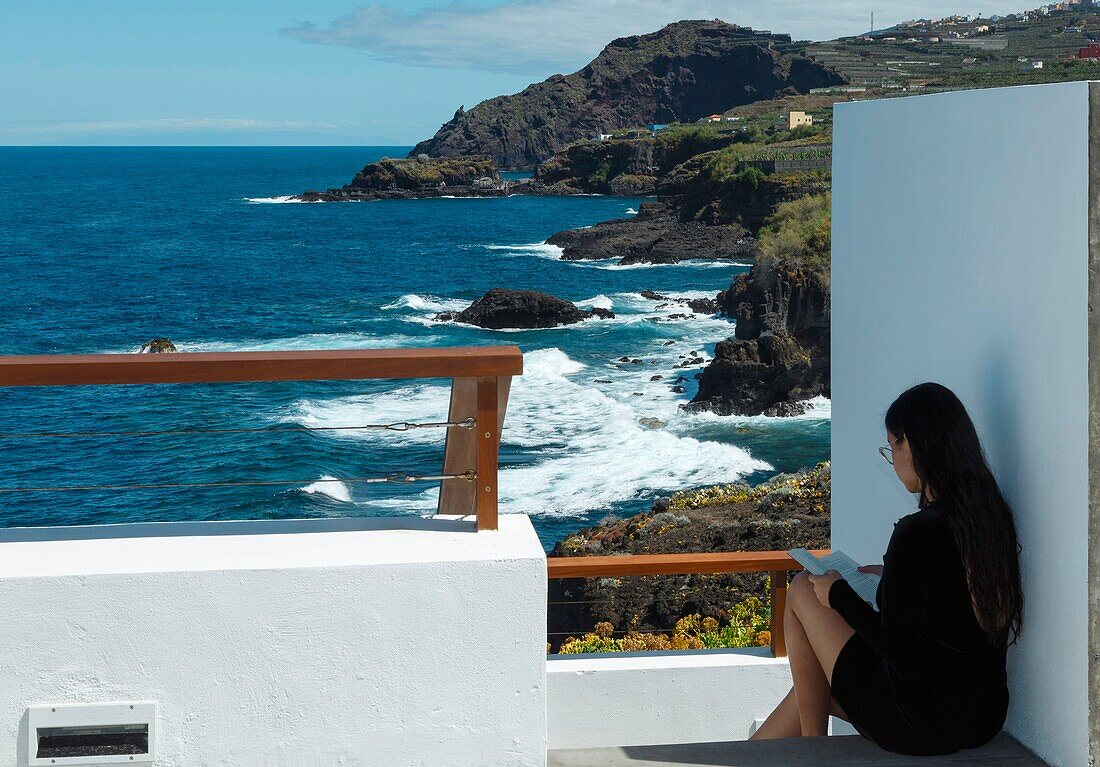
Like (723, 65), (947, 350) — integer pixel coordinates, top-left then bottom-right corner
(0, 347), (523, 387)
(546, 550), (830, 578)
(547, 549), (832, 658)
(0, 346), (522, 531)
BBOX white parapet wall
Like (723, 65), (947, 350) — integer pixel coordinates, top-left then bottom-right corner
(0, 514), (547, 767)
(546, 649), (856, 749)
(832, 81), (1093, 767)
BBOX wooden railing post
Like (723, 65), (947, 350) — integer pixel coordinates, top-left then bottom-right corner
(438, 375), (511, 529)
(438, 377), (477, 519)
(475, 376), (500, 531)
(769, 570), (788, 658)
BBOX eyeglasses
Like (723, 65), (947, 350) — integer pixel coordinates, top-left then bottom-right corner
(878, 436), (901, 465)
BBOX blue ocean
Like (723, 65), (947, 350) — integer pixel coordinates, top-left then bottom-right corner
(0, 147), (829, 549)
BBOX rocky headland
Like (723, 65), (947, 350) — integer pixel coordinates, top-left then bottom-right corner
(686, 195), (831, 417)
(546, 142), (830, 265)
(295, 155), (503, 202)
(548, 201), (755, 265)
(287, 18), (836, 418)
(547, 461), (830, 650)
(533, 138), (658, 195)
(410, 20), (844, 168)
(433, 288), (614, 329)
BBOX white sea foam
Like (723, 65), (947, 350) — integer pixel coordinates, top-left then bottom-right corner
(581, 259), (751, 271)
(244, 195), (319, 204)
(284, 382), (453, 445)
(678, 395), (832, 426)
(574, 294), (614, 311)
(483, 242), (565, 260)
(298, 476), (353, 503)
(389, 288), (733, 334)
(380, 293), (468, 313)
(281, 347), (772, 517)
(388, 290), (647, 331)
(173, 332), (436, 353)
(625, 207), (638, 215)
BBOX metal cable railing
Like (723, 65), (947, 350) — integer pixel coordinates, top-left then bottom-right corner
(0, 417), (476, 441)
(0, 416), (479, 495)
(545, 550), (831, 657)
(0, 347), (523, 530)
(0, 470), (478, 495)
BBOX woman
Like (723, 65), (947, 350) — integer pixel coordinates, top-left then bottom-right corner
(748, 382), (1023, 755)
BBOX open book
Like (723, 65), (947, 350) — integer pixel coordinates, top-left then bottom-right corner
(788, 548), (882, 612)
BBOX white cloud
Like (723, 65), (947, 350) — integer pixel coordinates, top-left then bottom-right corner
(0, 118), (418, 146)
(2, 118), (346, 136)
(281, 0), (1023, 74)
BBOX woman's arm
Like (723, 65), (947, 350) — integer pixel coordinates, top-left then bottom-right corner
(827, 516), (941, 671)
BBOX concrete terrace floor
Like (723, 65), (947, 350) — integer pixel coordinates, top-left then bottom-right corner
(548, 731), (1050, 766)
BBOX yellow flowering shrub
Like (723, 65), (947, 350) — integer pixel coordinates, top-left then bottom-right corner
(668, 461), (829, 511)
(556, 590), (774, 655)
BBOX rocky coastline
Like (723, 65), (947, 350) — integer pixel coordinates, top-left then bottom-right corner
(294, 155), (507, 202)
(686, 204), (831, 417)
(409, 20), (843, 168)
(287, 18), (834, 419)
(433, 288), (613, 329)
(547, 201), (755, 265)
(547, 462), (830, 651)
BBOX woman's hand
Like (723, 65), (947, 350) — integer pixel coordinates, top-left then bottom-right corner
(858, 564), (884, 577)
(807, 569), (843, 607)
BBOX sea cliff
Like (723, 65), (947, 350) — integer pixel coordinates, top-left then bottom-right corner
(410, 20), (844, 168)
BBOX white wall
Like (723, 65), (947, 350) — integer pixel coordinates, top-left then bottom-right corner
(546, 649), (859, 748)
(0, 515), (547, 767)
(832, 81), (1092, 767)
(547, 650), (797, 748)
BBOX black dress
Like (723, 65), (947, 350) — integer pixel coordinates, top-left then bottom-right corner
(827, 498), (1009, 755)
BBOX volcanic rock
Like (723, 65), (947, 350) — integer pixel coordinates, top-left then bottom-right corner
(410, 20), (844, 168)
(434, 288), (613, 329)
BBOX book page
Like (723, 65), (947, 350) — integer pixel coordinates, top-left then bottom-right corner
(788, 548), (881, 611)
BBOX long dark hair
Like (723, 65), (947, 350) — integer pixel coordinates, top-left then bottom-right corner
(884, 382), (1023, 647)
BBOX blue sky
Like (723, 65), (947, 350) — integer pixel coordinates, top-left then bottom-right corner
(1, 1), (1024, 146)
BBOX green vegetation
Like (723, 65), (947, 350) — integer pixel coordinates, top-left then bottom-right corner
(654, 123), (725, 155)
(807, 8), (1100, 88)
(653, 122), (746, 169)
(701, 143), (766, 181)
(935, 59), (1100, 89)
(587, 158), (614, 189)
(756, 192), (831, 269)
(728, 165), (766, 189)
(557, 592), (774, 654)
(352, 155), (498, 190)
(669, 462), (830, 513)
(766, 122), (827, 144)
(550, 463), (831, 655)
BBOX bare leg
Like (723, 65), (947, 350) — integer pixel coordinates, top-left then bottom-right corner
(785, 574), (834, 737)
(748, 685), (800, 740)
(749, 683), (852, 741)
(747, 572), (856, 742)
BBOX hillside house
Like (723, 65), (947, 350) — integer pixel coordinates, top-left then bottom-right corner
(788, 110), (813, 129)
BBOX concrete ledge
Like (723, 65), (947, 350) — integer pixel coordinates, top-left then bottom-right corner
(0, 514), (533, 577)
(548, 730), (1049, 766)
(548, 649), (795, 749)
(0, 514), (547, 767)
